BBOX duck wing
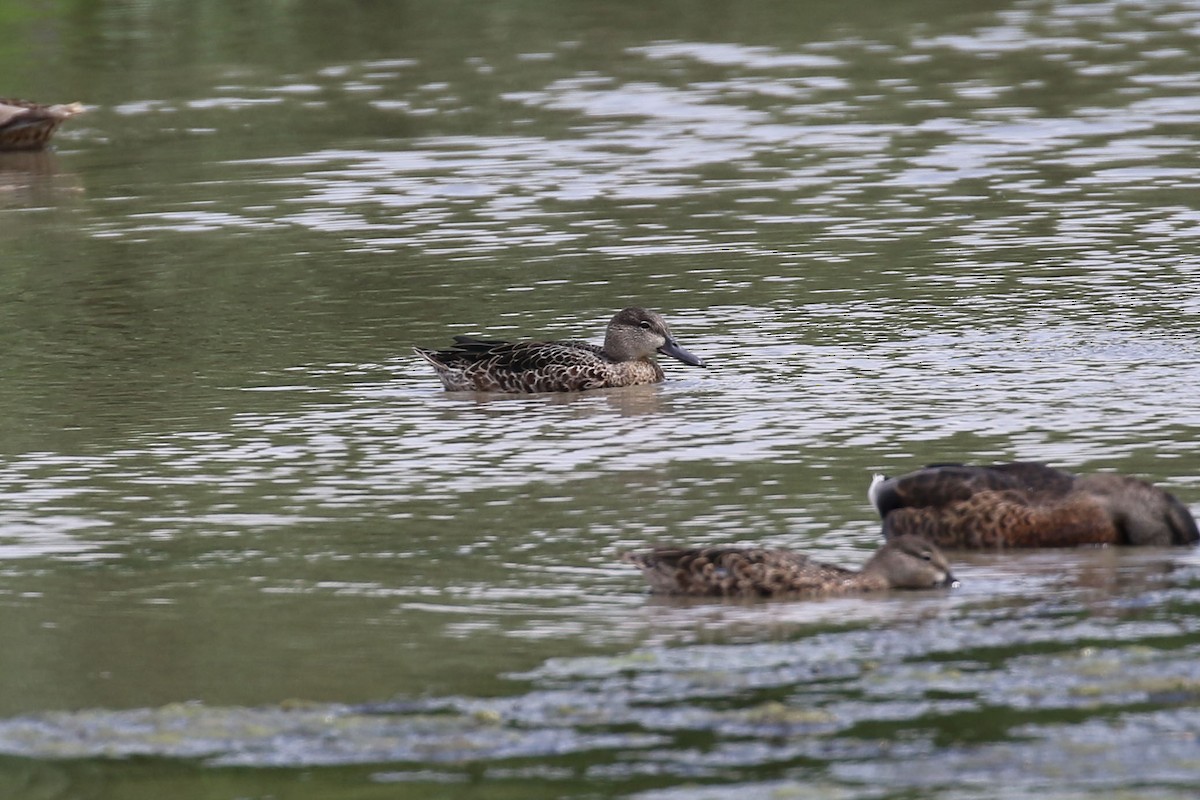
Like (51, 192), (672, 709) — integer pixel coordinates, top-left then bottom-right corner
(872, 462), (1076, 516)
(872, 463), (1112, 548)
(417, 339), (612, 392)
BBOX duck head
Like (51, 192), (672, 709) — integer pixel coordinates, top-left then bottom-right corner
(605, 307), (706, 367)
(863, 535), (959, 590)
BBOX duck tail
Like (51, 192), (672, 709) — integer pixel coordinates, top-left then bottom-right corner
(1166, 495), (1200, 545)
(412, 346), (444, 367)
(868, 473), (898, 516)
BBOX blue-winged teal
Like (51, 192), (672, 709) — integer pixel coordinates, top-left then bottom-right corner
(623, 535), (957, 599)
(415, 307), (706, 392)
(870, 462), (1200, 548)
(0, 99), (84, 151)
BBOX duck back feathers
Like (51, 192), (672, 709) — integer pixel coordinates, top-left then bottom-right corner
(871, 462), (1199, 548)
(0, 99), (84, 151)
(623, 536), (956, 599)
(415, 338), (647, 393)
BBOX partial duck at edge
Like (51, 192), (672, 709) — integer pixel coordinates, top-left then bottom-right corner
(623, 535), (957, 599)
(0, 99), (85, 151)
(415, 306), (705, 392)
(870, 462), (1199, 548)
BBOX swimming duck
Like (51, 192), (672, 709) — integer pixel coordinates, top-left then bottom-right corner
(869, 462), (1199, 548)
(0, 99), (85, 151)
(415, 307), (706, 392)
(623, 535), (957, 599)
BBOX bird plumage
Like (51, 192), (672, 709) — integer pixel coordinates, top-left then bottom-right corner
(623, 536), (957, 599)
(870, 462), (1199, 548)
(415, 307), (705, 392)
(0, 99), (85, 151)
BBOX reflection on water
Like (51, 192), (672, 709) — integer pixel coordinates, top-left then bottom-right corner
(0, 152), (84, 208)
(2, 0), (1200, 798)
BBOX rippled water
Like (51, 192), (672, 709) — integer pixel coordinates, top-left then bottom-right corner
(2, 0), (1200, 797)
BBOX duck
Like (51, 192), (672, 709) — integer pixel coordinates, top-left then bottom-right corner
(869, 462), (1200, 548)
(623, 535), (957, 599)
(415, 307), (706, 392)
(0, 99), (85, 151)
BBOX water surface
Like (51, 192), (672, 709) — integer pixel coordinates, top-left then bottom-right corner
(2, 0), (1200, 797)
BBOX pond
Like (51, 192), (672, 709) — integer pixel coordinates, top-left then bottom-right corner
(1, 0), (1199, 797)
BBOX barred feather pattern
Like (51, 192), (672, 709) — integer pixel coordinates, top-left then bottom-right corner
(873, 462), (1199, 548)
(623, 536), (955, 599)
(415, 307), (703, 393)
(415, 339), (663, 392)
(0, 99), (85, 151)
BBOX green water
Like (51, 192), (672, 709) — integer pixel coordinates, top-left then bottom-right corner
(1, 0), (1199, 797)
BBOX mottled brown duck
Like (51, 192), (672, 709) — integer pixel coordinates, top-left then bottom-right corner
(0, 99), (85, 151)
(869, 462), (1199, 548)
(415, 307), (705, 392)
(623, 535), (957, 599)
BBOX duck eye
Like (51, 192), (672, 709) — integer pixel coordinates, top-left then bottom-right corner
(921, 553), (932, 561)
(639, 320), (652, 330)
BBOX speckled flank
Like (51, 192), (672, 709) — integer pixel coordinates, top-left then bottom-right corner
(0, 99), (85, 151)
(623, 535), (956, 599)
(415, 307), (705, 393)
(872, 462), (1200, 548)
